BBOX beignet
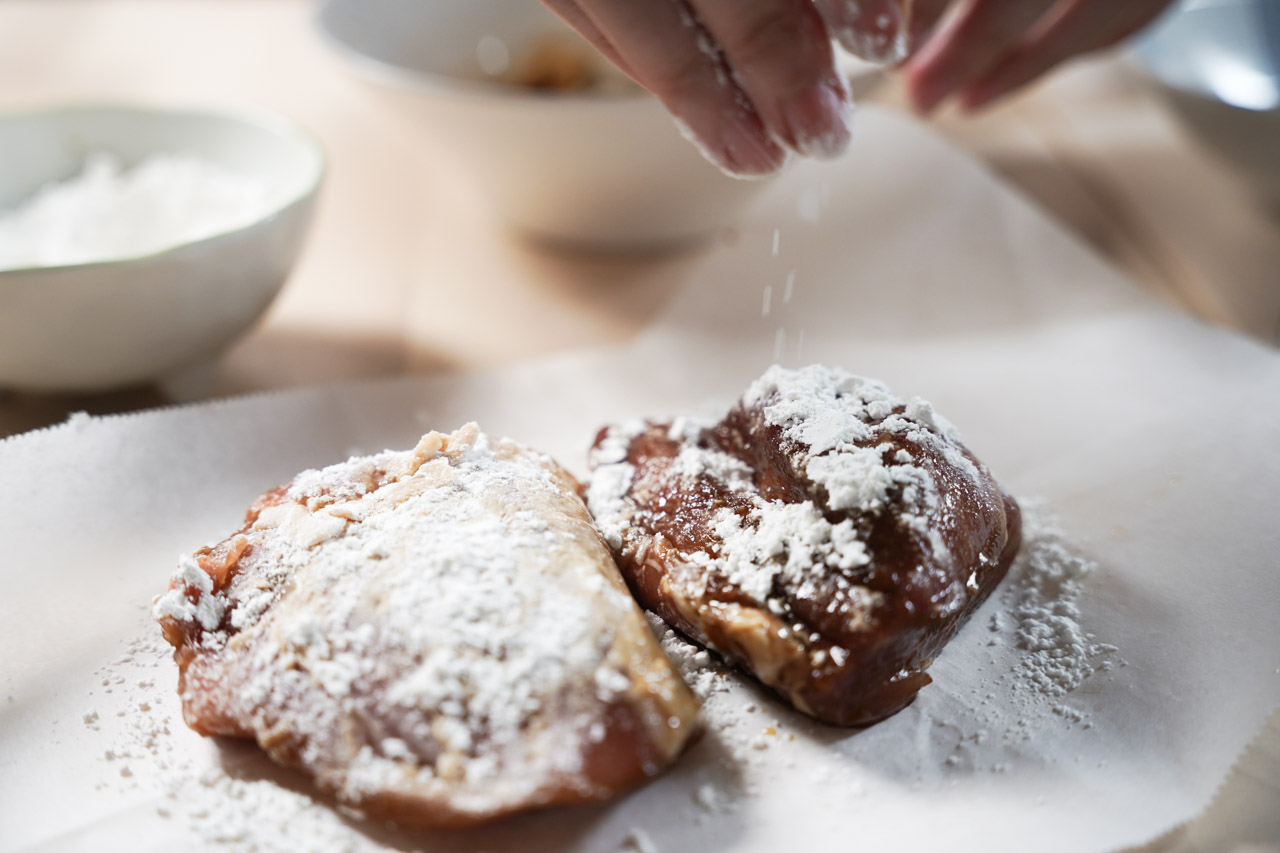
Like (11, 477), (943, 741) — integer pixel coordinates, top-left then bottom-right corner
(587, 365), (1020, 726)
(154, 424), (700, 828)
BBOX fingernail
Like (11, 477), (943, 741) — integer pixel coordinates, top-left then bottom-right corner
(717, 114), (788, 179)
(907, 72), (949, 115)
(782, 79), (853, 159)
(958, 81), (998, 113)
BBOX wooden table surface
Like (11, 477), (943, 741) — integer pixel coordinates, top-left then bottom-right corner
(1, 0), (1277, 444)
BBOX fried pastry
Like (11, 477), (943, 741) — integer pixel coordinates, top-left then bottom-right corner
(154, 424), (700, 828)
(587, 365), (1021, 727)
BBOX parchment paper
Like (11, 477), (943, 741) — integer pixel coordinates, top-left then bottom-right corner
(1, 108), (1277, 852)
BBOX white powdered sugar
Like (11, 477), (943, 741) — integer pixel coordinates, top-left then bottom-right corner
(745, 364), (960, 516)
(587, 365), (969, 609)
(1000, 501), (1119, 699)
(585, 418), (646, 550)
(152, 554), (224, 631)
(710, 503), (870, 602)
(0, 151), (275, 270)
(912, 503), (1122, 771)
(646, 611), (730, 704)
(670, 443), (752, 485)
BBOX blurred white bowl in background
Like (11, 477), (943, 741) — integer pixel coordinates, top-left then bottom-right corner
(1135, 0), (1280, 207)
(314, 0), (772, 251)
(0, 104), (324, 395)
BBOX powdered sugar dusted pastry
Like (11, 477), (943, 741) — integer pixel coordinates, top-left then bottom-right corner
(587, 365), (1020, 727)
(154, 424), (700, 828)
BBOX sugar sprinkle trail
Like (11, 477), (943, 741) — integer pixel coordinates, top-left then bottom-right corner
(762, 285), (773, 317)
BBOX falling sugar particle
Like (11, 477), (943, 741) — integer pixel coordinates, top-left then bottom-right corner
(771, 229), (780, 256)
(784, 270), (795, 302)
(693, 783), (720, 811)
(762, 286), (773, 317)
(796, 328), (806, 360)
(475, 35), (510, 77)
(621, 828), (658, 853)
(773, 328), (787, 362)
(797, 189), (821, 222)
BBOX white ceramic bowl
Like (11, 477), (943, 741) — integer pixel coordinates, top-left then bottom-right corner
(315, 0), (770, 251)
(0, 104), (324, 394)
(1135, 0), (1280, 207)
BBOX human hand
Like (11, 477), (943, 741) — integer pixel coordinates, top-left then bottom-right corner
(539, 0), (1173, 177)
(903, 0), (1175, 113)
(538, 0), (912, 177)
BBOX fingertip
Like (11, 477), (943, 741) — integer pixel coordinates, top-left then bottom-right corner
(720, 116), (789, 177)
(673, 112), (787, 179)
(904, 66), (947, 115)
(781, 78), (853, 159)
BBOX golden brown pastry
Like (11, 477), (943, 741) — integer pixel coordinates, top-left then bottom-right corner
(587, 365), (1020, 727)
(154, 424), (700, 829)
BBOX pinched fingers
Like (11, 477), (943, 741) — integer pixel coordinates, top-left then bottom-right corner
(692, 0), (852, 159)
(543, 0), (852, 177)
(904, 0), (1057, 112)
(542, 0), (787, 176)
(957, 0), (1173, 110)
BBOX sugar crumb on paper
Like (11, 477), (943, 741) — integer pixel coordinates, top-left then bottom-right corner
(997, 499), (1120, 716)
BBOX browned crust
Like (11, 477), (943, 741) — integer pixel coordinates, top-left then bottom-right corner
(595, 403), (1022, 727)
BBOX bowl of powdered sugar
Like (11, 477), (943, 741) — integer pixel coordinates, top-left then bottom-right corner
(0, 104), (324, 394)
